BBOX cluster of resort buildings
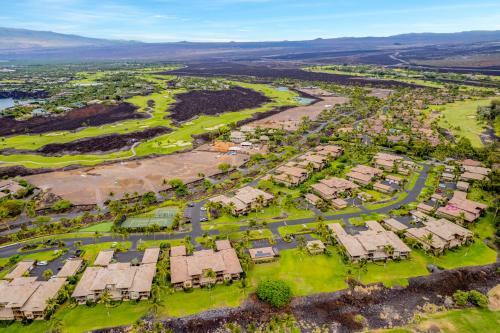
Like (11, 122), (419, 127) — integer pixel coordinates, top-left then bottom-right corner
(0, 258), (83, 320)
(209, 186), (274, 216)
(273, 145), (344, 187)
(329, 221), (411, 262)
(383, 212), (473, 254)
(170, 240), (242, 290)
(305, 152), (416, 210)
(72, 248), (160, 304)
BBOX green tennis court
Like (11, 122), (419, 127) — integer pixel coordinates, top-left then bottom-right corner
(122, 207), (179, 229)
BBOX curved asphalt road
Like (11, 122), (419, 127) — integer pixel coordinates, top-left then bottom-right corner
(0, 164), (429, 258)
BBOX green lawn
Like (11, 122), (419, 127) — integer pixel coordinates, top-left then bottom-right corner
(78, 222), (113, 232)
(136, 238), (184, 250)
(157, 284), (245, 317)
(356, 252), (429, 287)
(277, 222), (323, 237)
(247, 247), (349, 295)
(207, 203), (314, 226)
(437, 98), (492, 147)
(472, 213), (496, 240)
(418, 240), (497, 269)
(365, 191), (409, 210)
(80, 241), (131, 262)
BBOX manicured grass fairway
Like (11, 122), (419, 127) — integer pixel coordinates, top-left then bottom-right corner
(0, 81), (299, 168)
(437, 98), (492, 147)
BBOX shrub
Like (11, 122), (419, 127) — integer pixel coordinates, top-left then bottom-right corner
(468, 290), (488, 308)
(453, 289), (489, 308)
(256, 279), (292, 308)
(453, 290), (469, 306)
(52, 199), (73, 212)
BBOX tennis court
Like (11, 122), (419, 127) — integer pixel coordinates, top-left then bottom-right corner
(122, 207), (179, 229)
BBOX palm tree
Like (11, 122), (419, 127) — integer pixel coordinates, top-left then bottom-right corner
(425, 233), (434, 247)
(93, 231), (101, 244)
(150, 285), (163, 317)
(44, 297), (58, 319)
(48, 317), (63, 333)
(309, 242), (321, 254)
(100, 290), (112, 317)
(43, 269), (53, 280)
(384, 244), (395, 257)
(238, 277), (249, 296)
(203, 269), (217, 296)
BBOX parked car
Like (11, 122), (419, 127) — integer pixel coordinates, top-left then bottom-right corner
(200, 207), (207, 211)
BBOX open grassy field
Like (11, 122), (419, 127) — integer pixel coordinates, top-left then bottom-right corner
(0, 81), (299, 168)
(437, 98), (492, 147)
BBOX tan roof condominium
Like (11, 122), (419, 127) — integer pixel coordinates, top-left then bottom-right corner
(373, 152), (403, 170)
(436, 191), (487, 223)
(274, 165), (309, 187)
(56, 258), (83, 278)
(346, 165), (383, 185)
(328, 221), (411, 262)
(374, 182), (395, 194)
(170, 242), (243, 290)
(312, 176), (358, 200)
(209, 186), (274, 215)
(314, 144), (344, 158)
(0, 277), (67, 321)
(72, 249), (160, 304)
(4, 260), (35, 280)
(405, 218), (473, 254)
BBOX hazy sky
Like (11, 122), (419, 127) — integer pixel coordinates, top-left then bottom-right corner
(2, 0), (500, 42)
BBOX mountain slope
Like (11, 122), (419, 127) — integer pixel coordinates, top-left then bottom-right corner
(0, 27), (498, 65)
(0, 27), (137, 51)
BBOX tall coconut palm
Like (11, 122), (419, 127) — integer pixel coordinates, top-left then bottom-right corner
(100, 290), (112, 317)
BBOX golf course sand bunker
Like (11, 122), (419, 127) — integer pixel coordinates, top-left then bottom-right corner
(0, 103), (147, 136)
(33, 126), (171, 155)
(25, 150), (248, 205)
(168, 87), (270, 122)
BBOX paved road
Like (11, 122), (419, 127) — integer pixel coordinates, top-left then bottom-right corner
(0, 164), (429, 259)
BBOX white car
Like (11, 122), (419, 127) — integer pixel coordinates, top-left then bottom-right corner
(36, 261), (48, 266)
(200, 207), (207, 211)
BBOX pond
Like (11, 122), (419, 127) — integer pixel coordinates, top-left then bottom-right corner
(0, 97), (14, 110)
(295, 96), (316, 105)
